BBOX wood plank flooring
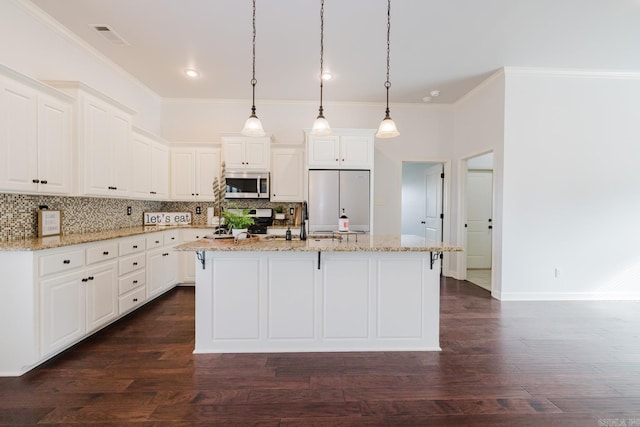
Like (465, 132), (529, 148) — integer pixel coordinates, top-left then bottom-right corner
(1, 278), (640, 425)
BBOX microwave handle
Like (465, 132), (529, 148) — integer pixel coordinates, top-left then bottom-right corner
(256, 179), (261, 198)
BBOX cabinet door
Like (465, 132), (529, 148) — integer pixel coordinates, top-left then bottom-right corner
(40, 271), (86, 357)
(111, 111), (132, 196)
(150, 143), (169, 199)
(340, 135), (372, 168)
(131, 133), (152, 198)
(146, 249), (165, 298)
(83, 96), (112, 195)
(307, 136), (339, 168)
(0, 77), (38, 192)
(271, 148), (304, 202)
(223, 140), (245, 169)
(170, 149), (195, 200)
(36, 93), (71, 194)
(244, 139), (269, 170)
(85, 262), (118, 333)
(195, 148), (220, 200)
(163, 250), (179, 289)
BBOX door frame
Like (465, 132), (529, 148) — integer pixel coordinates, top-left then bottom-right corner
(401, 159), (452, 277)
(458, 151), (495, 291)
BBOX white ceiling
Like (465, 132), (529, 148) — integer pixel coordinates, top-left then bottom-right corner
(27, 0), (640, 104)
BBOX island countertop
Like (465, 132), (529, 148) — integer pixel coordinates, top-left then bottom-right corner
(175, 233), (462, 253)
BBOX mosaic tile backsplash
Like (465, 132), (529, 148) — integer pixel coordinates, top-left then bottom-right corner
(0, 193), (300, 242)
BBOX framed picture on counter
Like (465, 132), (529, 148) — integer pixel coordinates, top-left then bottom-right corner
(38, 210), (61, 237)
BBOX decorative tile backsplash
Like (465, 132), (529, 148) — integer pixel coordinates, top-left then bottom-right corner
(0, 193), (300, 242)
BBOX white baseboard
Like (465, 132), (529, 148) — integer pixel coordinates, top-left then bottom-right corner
(499, 292), (640, 301)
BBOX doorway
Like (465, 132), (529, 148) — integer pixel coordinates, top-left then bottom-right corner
(465, 153), (493, 291)
(401, 162), (444, 241)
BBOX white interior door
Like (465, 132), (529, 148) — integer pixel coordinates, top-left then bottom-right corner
(466, 170), (493, 269)
(424, 164), (443, 242)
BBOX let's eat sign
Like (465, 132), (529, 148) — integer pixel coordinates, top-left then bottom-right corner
(143, 212), (192, 226)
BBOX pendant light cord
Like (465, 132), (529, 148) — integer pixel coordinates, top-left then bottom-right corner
(318, 0), (325, 117)
(250, 0), (257, 116)
(384, 0), (391, 119)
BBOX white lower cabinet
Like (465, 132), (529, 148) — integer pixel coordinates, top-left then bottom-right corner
(146, 230), (179, 298)
(40, 270), (85, 358)
(0, 229), (185, 376)
(40, 257), (117, 357)
(179, 228), (210, 283)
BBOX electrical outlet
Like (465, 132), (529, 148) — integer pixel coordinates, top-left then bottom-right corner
(126, 206), (132, 216)
(554, 268), (560, 278)
(289, 207), (294, 215)
(195, 206), (201, 215)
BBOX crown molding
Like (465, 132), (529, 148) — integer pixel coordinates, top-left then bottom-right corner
(11, 0), (161, 102)
(503, 66), (640, 80)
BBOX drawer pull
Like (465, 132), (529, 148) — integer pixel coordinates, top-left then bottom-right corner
(133, 262), (138, 266)
(133, 298), (138, 302)
(103, 251), (109, 255)
(32, 179), (40, 183)
(63, 260), (71, 264)
(133, 245), (138, 249)
(82, 278), (88, 282)
(88, 276), (94, 280)
(155, 240), (160, 244)
(133, 280), (138, 284)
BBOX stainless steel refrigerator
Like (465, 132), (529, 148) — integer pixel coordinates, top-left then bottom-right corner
(308, 170), (370, 232)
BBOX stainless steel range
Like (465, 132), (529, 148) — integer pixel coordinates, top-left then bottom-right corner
(246, 208), (273, 234)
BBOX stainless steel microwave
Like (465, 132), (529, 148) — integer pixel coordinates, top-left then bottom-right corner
(225, 172), (270, 199)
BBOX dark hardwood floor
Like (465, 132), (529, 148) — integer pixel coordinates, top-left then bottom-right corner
(2, 278), (639, 426)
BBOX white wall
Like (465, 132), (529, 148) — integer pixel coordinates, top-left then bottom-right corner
(0, 0), (162, 133)
(162, 99), (454, 234)
(501, 68), (640, 300)
(452, 71), (505, 291)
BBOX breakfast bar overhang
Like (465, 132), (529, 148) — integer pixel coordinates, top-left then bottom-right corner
(176, 234), (462, 354)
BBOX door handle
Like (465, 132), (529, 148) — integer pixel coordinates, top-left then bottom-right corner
(420, 221), (426, 224)
(488, 225), (493, 230)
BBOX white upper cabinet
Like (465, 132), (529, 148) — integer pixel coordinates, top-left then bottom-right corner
(46, 81), (135, 198)
(271, 147), (304, 202)
(222, 135), (271, 171)
(0, 66), (72, 195)
(131, 128), (169, 200)
(170, 147), (221, 201)
(306, 129), (374, 169)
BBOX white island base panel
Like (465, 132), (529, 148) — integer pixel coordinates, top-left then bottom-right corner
(194, 251), (441, 353)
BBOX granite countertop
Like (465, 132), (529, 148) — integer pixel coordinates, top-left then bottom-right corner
(175, 233), (462, 253)
(0, 225), (220, 252)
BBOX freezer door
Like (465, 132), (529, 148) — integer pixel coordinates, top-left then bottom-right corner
(308, 170), (340, 232)
(340, 170), (370, 232)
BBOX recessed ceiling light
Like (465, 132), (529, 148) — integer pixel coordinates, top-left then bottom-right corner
(184, 69), (200, 78)
(321, 71), (333, 81)
(430, 90), (440, 97)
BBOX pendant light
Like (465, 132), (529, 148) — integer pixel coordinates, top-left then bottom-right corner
(376, 0), (400, 138)
(241, 0), (265, 137)
(311, 0), (331, 136)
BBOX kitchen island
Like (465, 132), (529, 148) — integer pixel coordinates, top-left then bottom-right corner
(176, 234), (462, 354)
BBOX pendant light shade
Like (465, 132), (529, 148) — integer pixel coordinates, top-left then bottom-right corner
(241, 0), (265, 137)
(311, 0), (331, 136)
(376, 0), (400, 139)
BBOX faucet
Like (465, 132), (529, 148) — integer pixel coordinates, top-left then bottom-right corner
(300, 201), (308, 241)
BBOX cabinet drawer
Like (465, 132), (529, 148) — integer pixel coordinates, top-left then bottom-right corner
(39, 249), (85, 277)
(86, 242), (119, 265)
(118, 236), (146, 256)
(181, 229), (208, 242)
(164, 230), (180, 246)
(119, 287), (146, 314)
(119, 269), (146, 295)
(146, 233), (164, 250)
(118, 253), (145, 276)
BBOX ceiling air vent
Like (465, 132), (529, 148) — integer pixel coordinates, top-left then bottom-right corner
(90, 25), (129, 45)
